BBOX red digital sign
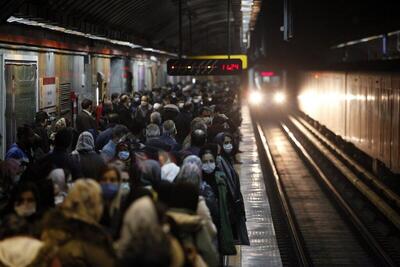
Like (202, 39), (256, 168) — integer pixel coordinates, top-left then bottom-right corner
(261, 71), (275, 77)
(221, 64), (240, 72)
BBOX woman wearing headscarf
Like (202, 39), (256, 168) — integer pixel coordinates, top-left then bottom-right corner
(41, 179), (116, 267)
(98, 166), (126, 240)
(213, 132), (249, 246)
(47, 168), (69, 206)
(71, 131), (105, 180)
(159, 151), (180, 183)
(137, 159), (161, 188)
(174, 162), (217, 239)
(199, 144), (236, 256)
(116, 196), (184, 267)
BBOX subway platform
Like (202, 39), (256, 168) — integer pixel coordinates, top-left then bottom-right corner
(228, 105), (282, 267)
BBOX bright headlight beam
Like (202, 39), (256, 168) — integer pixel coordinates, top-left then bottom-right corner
(274, 92), (286, 104)
(249, 90), (263, 105)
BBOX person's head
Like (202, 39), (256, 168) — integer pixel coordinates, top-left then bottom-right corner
(55, 118), (67, 132)
(81, 98), (93, 112)
(200, 144), (218, 175)
(62, 179), (103, 223)
(153, 103), (162, 112)
(35, 111), (49, 126)
(182, 155), (202, 170)
(191, 129), (206, 147)
(133, 92), (141, 103)
(170, 182), (199, 212)
(75, 131), (95, 152)
(138, 159), (161, 187)
(150, 112), (162, 126)
(111, 93), (120, 104)
(99, 166), (121, 201)
(175, 162), (202, 189)
(120, 95), (131, 108)
(222, 134), (234, 155)
(16, 125), (35, 149)
(141, 96), (149, 107)
(162, 120), (176, 137)
(190, 117), (207, 134)
(112, 125), (129, 143)
(103, 100), (113, 113)
(214, 132), (234, 155)
(146, 123), (161, 140)
(54, 128), (72, 150)
(199, 106), (212, 118)
(13, 182), (40, 218)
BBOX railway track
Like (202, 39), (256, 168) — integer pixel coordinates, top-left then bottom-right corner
(252, 114), (400, 266)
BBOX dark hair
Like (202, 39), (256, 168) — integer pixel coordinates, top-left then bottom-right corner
(170, 182), (199, 212)
(200, 143), (218, 159)
(191, 129), (207, 147)
(100, 166), (121, 182)
(81, 98), (93, 110)
(16, 124), (33, 141)
(111, 93), (120, 101)
(35, 111), (49, 124)
(112, 125), (129, 139)
(54, 128), (72, 149)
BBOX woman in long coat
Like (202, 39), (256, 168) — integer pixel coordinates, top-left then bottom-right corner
(214, 132), (250, 246)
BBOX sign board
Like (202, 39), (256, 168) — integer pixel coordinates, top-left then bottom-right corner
(40, 77), (57, 113)
(167, 59), (243, 76)
(189, 54), (248, 69)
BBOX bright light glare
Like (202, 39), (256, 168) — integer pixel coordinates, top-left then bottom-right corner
(274, 92), (286, 104)
(249, 90), (263, 105)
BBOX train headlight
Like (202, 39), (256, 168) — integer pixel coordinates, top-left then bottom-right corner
(273, 91), (286, 104)
(249, 91), (263, 105)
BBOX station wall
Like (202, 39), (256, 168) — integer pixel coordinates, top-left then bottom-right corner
(0, 45), (187, 158)
(298, 71), (400, 173)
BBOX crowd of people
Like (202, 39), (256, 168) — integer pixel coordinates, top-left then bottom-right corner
(0, 80), (248, 267)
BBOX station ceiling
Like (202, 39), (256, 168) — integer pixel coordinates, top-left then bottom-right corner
(1, 0), (262, 55)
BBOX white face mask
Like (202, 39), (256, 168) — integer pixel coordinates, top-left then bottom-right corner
(202, 162), (216, 174)
(15, 203), (36, 217)
(223, 143), (233, 154)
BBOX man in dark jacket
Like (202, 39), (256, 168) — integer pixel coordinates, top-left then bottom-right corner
(32, 111), (50, 156)
(75, 99), (96, 134)
(117, 95), (134, 129)
(174, 102), (193, 144)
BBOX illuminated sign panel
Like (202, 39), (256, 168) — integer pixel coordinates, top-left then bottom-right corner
(167, 59), (243, 76)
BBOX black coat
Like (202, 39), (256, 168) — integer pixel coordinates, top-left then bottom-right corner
(174, 111), (192, 144)
(71, 151), (106, 180)
(117, 105), (133, 129)
(75, 111), (97, 134)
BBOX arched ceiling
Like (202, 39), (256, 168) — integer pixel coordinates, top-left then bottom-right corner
(0, 0), (262, 55)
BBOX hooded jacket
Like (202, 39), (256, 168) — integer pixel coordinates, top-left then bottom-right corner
(71, 131), (105, 179)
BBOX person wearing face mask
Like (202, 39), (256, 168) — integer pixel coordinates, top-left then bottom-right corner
(2, 182), (42, 230)
(99, 166), (126, 239)
(200, 144), (236, 256)
(213, 132), (249, 246)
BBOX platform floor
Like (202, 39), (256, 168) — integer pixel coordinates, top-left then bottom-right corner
(227, 106), (282, 267)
